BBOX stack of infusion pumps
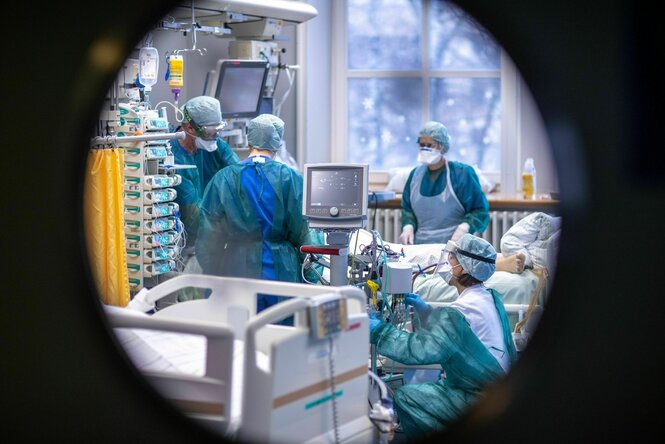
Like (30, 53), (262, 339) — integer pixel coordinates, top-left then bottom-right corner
(118, 103), (183, 292)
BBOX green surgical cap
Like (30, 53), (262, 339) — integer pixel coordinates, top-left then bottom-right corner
(419, 121), (451, 153)
(247, 114), (285, 152)
(456, 234), (497, 281)
(181, 96), (222, 126)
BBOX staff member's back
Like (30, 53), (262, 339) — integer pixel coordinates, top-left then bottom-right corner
(196, 114), (321, 312)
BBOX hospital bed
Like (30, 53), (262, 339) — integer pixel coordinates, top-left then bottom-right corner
(106, 274), (381, 443)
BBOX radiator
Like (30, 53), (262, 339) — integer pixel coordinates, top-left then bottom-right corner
(366, 209), (532, 251)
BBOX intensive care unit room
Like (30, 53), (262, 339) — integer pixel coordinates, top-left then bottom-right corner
(24, 0), (665, 443)
(84, 1), (560, 442)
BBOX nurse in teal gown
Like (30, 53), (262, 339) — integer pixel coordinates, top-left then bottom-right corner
(369, 234), (517, 439)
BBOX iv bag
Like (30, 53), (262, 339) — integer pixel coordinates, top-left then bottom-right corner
(139, 47), (159, 88)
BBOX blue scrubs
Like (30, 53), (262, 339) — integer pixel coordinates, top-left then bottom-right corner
(240, 156), (281, 311)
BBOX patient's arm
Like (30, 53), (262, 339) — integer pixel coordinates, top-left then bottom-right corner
(496, 252), (527, 274)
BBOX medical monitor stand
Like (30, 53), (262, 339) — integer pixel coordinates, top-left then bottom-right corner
(301, 230), (353, 287)
(327, 231), (352, 287)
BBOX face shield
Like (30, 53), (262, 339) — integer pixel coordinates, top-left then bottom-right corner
(435, 239), (496, 276)
(434, 240), (459, 274)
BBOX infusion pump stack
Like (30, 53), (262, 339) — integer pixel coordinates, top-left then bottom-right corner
(301, 164), (370, 287)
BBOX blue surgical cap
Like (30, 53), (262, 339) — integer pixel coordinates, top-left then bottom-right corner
(247, 114), (285, 152)
(456, 234), (497, 282)
(419, 121), (451, 153)
(181, 96), (222, 126)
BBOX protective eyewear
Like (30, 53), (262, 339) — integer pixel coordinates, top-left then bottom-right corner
(193, 122), (226, 141)
(183, 107), (226, 140)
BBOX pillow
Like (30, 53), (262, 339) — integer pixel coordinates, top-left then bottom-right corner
(500, 212), (562, 270)
(385, 167), (413, 193)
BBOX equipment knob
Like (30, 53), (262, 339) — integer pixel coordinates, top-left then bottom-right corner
(329, 207), (339, 217)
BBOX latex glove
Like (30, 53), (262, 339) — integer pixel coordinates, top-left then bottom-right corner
(451, 222), (470, 241)
(399, 224), (415, 245)
(404, 292), (431, 315)
(368, 312), (381, 333)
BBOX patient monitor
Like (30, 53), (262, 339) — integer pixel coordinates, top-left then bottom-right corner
(302, 163), (369, 286)
(302, 163), (369, 230)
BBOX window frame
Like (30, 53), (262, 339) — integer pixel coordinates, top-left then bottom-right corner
(331, 0), (521, 193)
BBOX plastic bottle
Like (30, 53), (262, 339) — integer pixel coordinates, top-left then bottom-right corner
(167, 55), (184, 104)
(522, 157), (537, 200)
(138, 46), (159, 90)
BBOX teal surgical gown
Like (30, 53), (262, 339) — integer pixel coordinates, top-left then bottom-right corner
(401, 160), (489, 235)
(196, 157), (322, 287)
(370, 288), (517, 439)
(171, 137), (240, 246)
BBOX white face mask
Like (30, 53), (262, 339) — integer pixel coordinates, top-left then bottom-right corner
(417, 148), (442, 165)
(195, 137), (218, 152)
(438, 263), (460, 284)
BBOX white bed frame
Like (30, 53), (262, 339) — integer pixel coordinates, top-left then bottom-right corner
(107, 274), (375, 443)
(239, 289), (373, 443)
(108, 311), (235, 434)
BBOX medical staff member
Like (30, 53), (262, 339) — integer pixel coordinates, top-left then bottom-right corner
(172, 96), (240, 247)
(196, 114), (321, 311)
(399, 121), (489, 245)
(369, 234), (517, 439)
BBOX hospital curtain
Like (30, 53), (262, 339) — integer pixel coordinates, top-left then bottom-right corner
(83, 148), (130, 306)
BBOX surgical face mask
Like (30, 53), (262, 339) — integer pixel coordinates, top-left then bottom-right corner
(438, 263), (460, 284)
(195, 137), (218, 152)
(417, 148), (442, 165)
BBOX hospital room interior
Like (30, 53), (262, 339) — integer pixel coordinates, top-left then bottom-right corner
(86, 0), (562, 442)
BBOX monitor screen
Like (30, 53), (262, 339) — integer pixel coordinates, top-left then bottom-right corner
(303, 164), (369, 229)
(309, 169), (363, 209)
(214, 60), (269, 119)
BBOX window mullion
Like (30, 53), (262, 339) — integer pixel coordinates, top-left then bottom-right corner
(423, 0), (430, 123)
(333, 0), (348, 163)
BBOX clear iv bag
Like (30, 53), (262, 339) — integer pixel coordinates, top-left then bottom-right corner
(139, 46), (159, 88)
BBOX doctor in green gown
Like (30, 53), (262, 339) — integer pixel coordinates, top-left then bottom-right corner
(369, 234), (517, 439)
